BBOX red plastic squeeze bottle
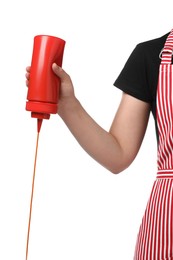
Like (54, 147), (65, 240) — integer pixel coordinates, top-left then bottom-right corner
(25, 35), (65, 260)
(26, 35), (66, 132)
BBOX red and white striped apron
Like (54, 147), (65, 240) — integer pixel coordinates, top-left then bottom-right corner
(134, 30), (173, 259)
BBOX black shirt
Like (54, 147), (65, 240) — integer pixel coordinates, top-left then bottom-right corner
(114, 32), (169, 123)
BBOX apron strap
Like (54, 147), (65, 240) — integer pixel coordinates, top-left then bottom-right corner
(160, 29), (173, 64)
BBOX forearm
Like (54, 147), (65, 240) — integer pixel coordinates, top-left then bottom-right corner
(58, 97), (127, 174)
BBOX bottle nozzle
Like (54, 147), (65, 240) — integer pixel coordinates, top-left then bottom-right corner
(30, 112), (50, 133)
(37, 118), (43, 133)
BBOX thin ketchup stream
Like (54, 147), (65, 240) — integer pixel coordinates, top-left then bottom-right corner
(25, 119), (43, 260)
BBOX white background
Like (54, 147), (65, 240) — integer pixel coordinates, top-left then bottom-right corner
(0, 0), (173, 259)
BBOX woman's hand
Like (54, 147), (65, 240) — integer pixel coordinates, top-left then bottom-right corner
(25, 64), (75, 100)
(25, 64), (77, 115)
(52, 63), (75, 100)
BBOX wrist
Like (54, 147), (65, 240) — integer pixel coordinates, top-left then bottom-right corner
(58, 96), (81, 119)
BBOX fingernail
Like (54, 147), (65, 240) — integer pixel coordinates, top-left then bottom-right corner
(53, 63), (58, 68)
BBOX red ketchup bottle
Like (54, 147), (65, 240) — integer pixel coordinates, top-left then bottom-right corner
(26, 35), (66, 131)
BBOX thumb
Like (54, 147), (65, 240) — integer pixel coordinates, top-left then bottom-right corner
(52, 63), (70, 82)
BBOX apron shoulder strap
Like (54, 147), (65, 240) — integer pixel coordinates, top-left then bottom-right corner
(160, 29), (173, 64)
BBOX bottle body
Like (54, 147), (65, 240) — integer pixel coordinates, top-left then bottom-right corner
(26, 35), (66, 119)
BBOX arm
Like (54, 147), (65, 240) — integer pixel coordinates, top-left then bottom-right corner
(52, 64), (150, 174)
(26, 65), (151, 174)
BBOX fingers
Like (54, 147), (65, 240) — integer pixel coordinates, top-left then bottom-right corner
(25, 67), (30, 87)
(26, 79), (29, 87)
(25, 64), (71, 87)
(25, 72), (30, 80)
(26, 66), (31, 72)
(52, 63), (71, 83)
(25, 72), (29, 87)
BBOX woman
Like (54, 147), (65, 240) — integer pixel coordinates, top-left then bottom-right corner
(26, 30), (173, 259)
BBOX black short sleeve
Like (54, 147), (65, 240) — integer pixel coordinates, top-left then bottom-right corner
(114, 44), (152, 103)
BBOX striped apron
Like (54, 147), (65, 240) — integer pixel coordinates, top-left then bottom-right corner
(134, 30), (173, 259)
